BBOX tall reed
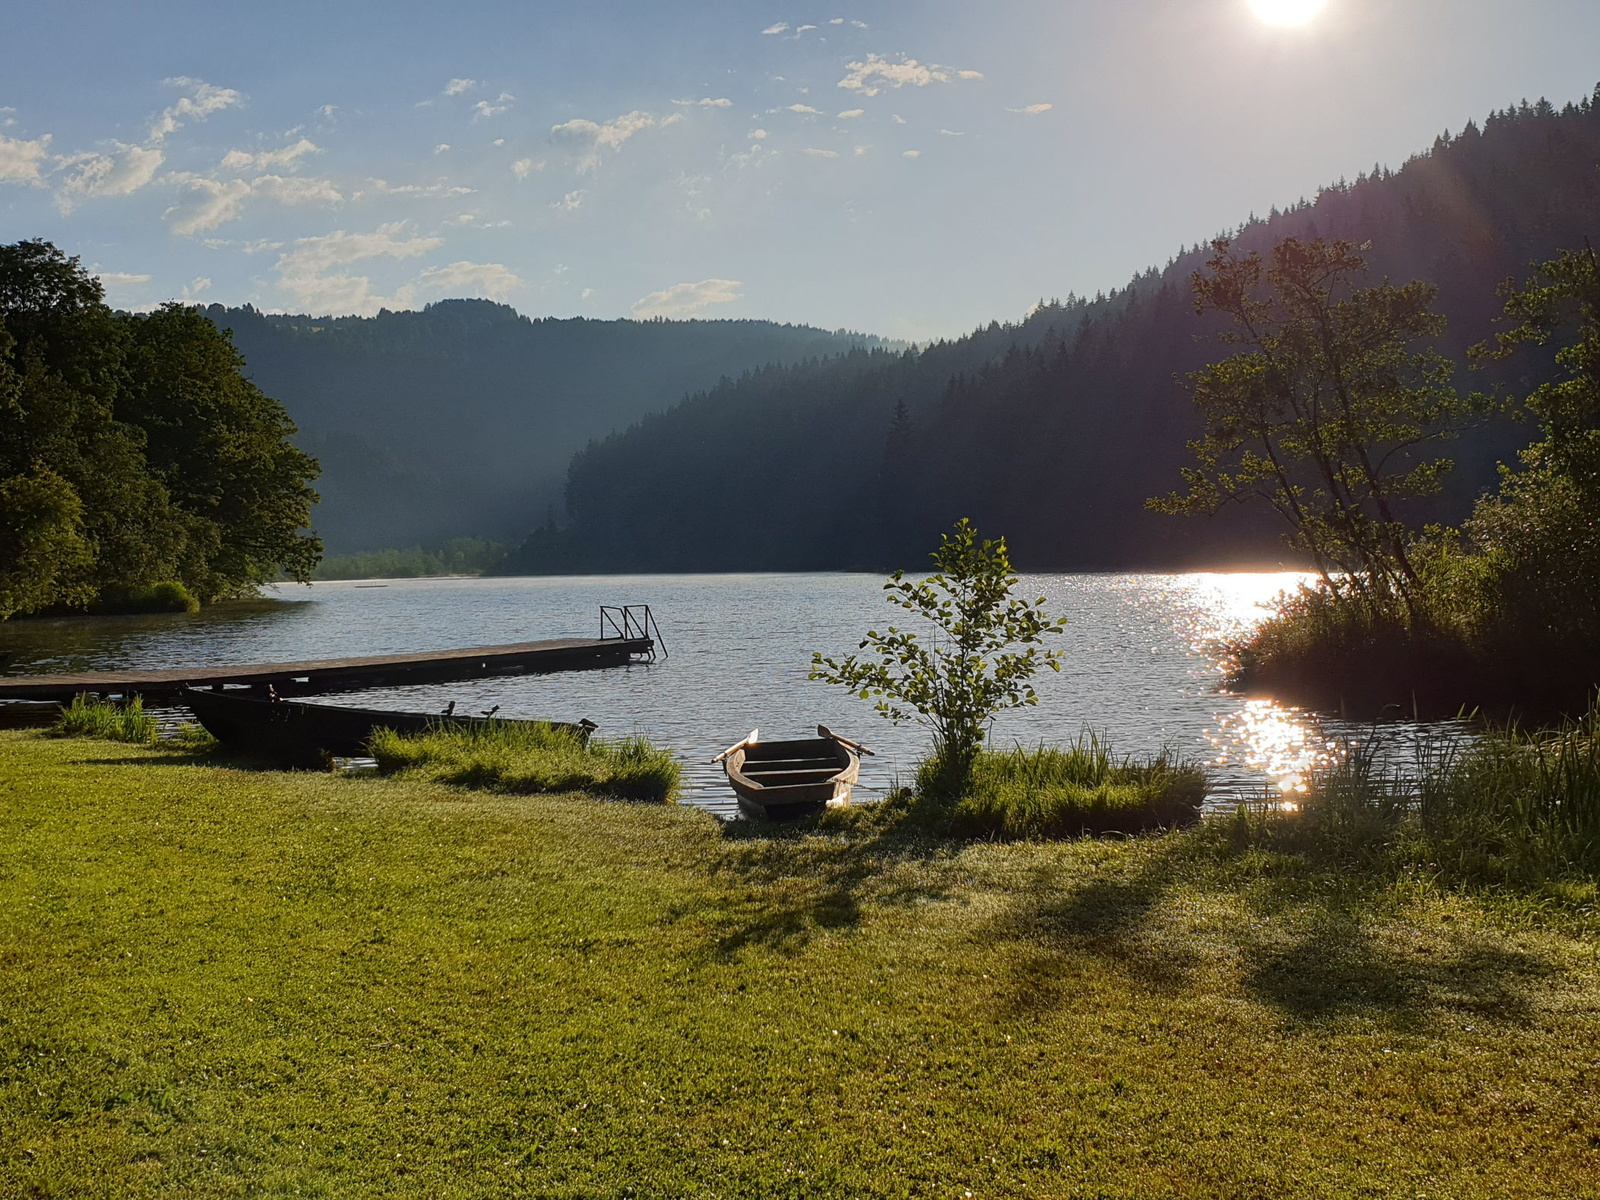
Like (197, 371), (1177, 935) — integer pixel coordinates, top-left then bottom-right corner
(50, 695), (159, 745)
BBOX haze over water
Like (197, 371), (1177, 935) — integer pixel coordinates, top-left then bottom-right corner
(0, 572), (1457, 818)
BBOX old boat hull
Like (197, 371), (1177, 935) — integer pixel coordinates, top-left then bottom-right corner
(182, 687), (592, 764)
(724, 735), (860, 821)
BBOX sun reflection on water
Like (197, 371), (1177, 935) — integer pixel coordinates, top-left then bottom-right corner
(1153, 571), (1346, 799)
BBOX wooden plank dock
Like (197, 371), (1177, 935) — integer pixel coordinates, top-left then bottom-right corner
(0, 636), (654, 703)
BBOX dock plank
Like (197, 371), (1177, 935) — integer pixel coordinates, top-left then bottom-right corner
(0, 636), (654, 702)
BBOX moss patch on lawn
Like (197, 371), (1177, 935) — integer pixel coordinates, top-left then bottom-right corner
(2, 731), (1599, 1198)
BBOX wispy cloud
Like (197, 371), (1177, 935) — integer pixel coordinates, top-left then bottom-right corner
(150, 78), (242, 143)
(787, 103), (822, 115)
(761, 22), (789, 34)
(416, 260), (520, 299)
(1008, 102), (1054, 115)
(838, 54), (982, 97)
(551, 188), (586, 211)
(444, 78), (478, 96)
(803, 147), (839, 158)
(837, 108), (865, 119)
(219, 137), (320, 173)
(511, 157), (543, 178)
(672, 97), (733, 108)
(632, 277), (743, 319)
(474, 92), (514, 119)
(551, 110), (664, 173)
(163, 172), (342, 235)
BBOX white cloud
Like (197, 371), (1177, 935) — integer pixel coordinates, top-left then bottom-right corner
(787, 103), (821, 114)
(184, 277), (212, 299)
(95, 271), (152, 287)
(939, 128), (965, 137)
(317, 104), (338, 119)
(796, 24), (817, 33)
(902, 149), (921, 158)
(748, 128), (768, 139)
(416, 260), (520, 299)
(272, 222), (443, 315)
(151, 78), (242, 143)
(891, 113), (907, 124)
(474, 92), (514, 119)
(1008, 102), (1054, 115)
(581, 287), (595, 300)
(837, 53), (980, 96)
(632, 278), (743, 319)
(551, 189), (586, 211)
(762, 22), (789, 34)
(444, 78), (478, 96)
(219, 137), (320, 173)
(837, 108), (865, 119)
(803, 147), (839, 157)
(0, 133), (51, 185)
(854, 145), (867, 155)
(673, 97), (733, 108)
(511, 157), (543, 178)
(551, 110), (661, 173)
(435, 143), (451, 154)
(58, 143), (166, 206)
(829, 17), (844, 24)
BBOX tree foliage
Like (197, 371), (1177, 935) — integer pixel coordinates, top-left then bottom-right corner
(810, 519), (1065, 778)
(1151, 237), (1483, 606)
(1465, 245), (1600, 642)
(0, 239), (321, 616)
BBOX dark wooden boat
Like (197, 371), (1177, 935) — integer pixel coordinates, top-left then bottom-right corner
(182, 686), (595, 764)
(715, 725), (870, 821)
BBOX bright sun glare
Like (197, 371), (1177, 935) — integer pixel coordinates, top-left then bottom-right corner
(1248, 0), (1329, 26)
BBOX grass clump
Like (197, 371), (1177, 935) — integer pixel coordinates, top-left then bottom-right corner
(49, 694), (157, 744)
(1233, 706), (1600, 885)
(916, 736), (1206, 840)
(370, 720), (680, 803)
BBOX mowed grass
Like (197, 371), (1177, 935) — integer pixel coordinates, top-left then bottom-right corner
(2, 733), (1600, 1198)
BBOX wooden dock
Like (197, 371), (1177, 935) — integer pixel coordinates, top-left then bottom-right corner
(0, 636), (654, 703)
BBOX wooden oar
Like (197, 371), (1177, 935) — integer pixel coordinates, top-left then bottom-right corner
(818, 724), (874, 756)
(712, 729), (759, 763)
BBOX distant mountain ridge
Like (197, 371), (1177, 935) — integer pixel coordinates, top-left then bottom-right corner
(499, 87), (1600, 574)
(201, 300), (891, 551)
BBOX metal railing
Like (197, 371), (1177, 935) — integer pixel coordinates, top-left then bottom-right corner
(599, 604), (667, 660)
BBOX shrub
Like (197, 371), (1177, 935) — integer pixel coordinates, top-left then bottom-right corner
(96, 581), (201, 614)
(369, 722), (680, 804)
(926, 737), (1206, 840)
(51, 694), (158, 744)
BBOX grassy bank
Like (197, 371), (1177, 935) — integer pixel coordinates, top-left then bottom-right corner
(3, 732), (1600, 1197)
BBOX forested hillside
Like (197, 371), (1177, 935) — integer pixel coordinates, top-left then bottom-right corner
(503, 89), (1600, 574)
(203, 302), (889, 552)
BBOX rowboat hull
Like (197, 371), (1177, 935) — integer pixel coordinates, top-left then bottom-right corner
(182, 687), (591, 764)
(724, 735), (860, 821)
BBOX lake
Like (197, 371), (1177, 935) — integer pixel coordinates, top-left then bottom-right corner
(0, 572), (1456, 818)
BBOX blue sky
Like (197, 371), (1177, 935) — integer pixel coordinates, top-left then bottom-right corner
(2, 0), (1596, 339)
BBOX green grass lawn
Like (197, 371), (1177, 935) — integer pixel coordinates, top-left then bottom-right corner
(3, 731), (1599, 1198)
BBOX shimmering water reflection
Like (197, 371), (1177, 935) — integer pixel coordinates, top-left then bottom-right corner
(0, 571), (1465, 817)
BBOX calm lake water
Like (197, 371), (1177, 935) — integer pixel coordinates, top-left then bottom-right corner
(0, 572), (1459, 818)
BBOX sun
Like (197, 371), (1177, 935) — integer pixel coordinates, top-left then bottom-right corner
(1248, 0), (1328, 26)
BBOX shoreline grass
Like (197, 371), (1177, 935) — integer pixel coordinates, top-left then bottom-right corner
(4, 730), (1599, 1196)
(370, 720), (681, 804)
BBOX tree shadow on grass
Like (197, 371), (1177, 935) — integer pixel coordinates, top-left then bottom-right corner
(985, 830), (1568, 1031)
(987, 839), (1203, 1014)
(706, 803), (962, 958)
